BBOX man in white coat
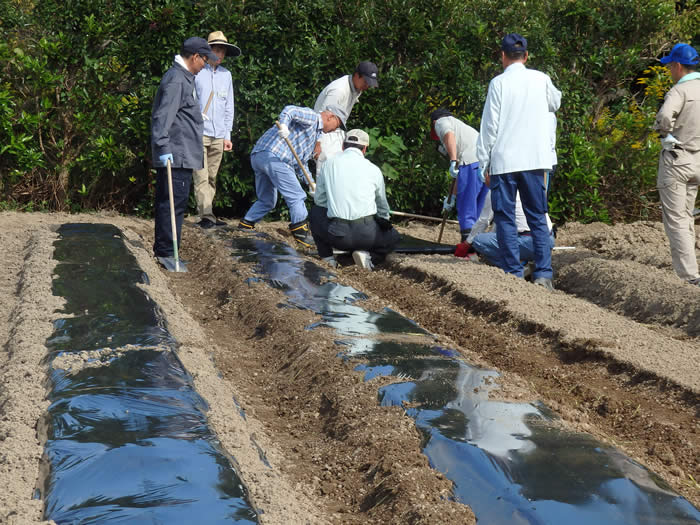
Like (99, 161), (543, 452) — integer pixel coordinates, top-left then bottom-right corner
(476, 33), (561, 291)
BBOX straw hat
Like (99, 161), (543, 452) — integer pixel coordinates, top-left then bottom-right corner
(207, 31), (241, 57)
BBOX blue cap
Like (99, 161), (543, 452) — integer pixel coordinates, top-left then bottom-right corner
(659, 43), (699, 66)
(502, 33), (527, 53)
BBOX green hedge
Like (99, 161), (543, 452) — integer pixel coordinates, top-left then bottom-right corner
(0, 0), (697, 222)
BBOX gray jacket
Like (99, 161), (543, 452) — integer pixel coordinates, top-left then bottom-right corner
(151, 59), (204, 169)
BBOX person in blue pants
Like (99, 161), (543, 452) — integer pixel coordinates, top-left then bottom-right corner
(475, 33), (561, 291)
(430, 109), (488, 241)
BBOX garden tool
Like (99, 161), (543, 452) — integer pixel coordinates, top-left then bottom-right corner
(156, 159), (187, 272)
(437, 179), (458, 243)
(201, 90), (214, 121)
(275, 121), (316, 192)
(389, 210), (459, 225)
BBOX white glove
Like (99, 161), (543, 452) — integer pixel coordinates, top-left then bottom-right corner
(202, 112), (210, 121)
(661, 134), (682, 151)
(449, 160), (459, 179)
(277, 123), (290, 139)
(442, 194), (456, 212)
(307, 188), (315, 198)
(478, 166), (487, 183)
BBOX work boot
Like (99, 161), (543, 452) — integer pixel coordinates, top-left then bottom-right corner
(460, 228), (471, 243)
(289, 220), (315, 249)
(198, 218), (216, 229)
(533, 277), (554, 291)
(352, 250), (374, 270)
(523, 261), (535, 282)
(238, 218), (255, 231)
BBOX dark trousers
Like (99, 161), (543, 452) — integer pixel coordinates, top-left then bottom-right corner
(310, 205), (400, 262)
(153, 166), (192, 258)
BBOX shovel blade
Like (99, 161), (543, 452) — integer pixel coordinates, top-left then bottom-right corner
(157, 256), (188, 272)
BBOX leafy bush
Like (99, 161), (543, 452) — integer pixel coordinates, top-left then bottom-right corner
(0, 0), (697, 222)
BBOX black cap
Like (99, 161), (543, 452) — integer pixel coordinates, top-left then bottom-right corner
(430, 108), (453, 121)
(182, 37), (218, 62)
(355, 61), (379, 88)
(501, 33), (527, 53)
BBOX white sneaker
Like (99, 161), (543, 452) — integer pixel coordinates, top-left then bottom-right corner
(352, 250), (374, 270)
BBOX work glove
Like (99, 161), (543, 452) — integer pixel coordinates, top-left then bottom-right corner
(374, 216), (392, 231)
(661, 134), (682, 151)
(478, 166), (487, 183)
(159, 153), (174, 167)
(307, 188), (316, 198)
(442, 194), (456, 212)
(277, 123), (290, 140)
(449, 160), (459, 179)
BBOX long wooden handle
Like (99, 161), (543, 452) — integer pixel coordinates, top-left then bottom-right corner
(389, 210), (459, 225)
(437, 179), (458, 243)
(202, 90), (215, 117)
(166, 159), (180, 272)
(275, 121), (316, 191)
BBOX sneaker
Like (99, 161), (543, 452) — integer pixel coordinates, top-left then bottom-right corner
(533, 277), (554, 291)
(523, 261), (535, 282)
(688, 277), (700, 287)
(352, 250), (374, 270)
(289, 220), (315, 249)
(238, 218), (255, 231)
(321, 256), (338, 268)
(198, 218), (216, 229)
(215, 218), (228, 226)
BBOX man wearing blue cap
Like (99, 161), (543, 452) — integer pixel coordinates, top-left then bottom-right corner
(476, 33), (561, 291)
(654, 43), (700, 286)
(151, 37), (218, 264)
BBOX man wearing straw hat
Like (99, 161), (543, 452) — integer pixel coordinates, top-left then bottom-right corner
(238, 104), (347, 248)
(194, 31), (241, 229)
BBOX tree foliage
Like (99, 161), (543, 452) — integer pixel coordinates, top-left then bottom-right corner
(0, 0), (697, 222)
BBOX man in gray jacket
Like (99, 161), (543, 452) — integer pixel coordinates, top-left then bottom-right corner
(151, 37), (217, 262)
(654, 43), (700, 286)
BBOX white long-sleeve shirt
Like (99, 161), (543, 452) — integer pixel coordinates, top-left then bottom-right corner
(476, 62), (561, 175)
(466, 191), (553, 244)
(314, 148), (390, 220)
(314, 75), (362, 165)
(195, 64), (234, 141)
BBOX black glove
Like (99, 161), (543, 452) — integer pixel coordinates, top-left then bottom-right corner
(375, 216), (392, 231)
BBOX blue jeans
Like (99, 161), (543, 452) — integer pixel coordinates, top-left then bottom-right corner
(490, 170), (552, 279)
(472, 231), (555, 270)
(457, 162), (489, 231)
(244, 151), (308, 224)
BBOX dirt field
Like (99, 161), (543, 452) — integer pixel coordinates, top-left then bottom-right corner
(0, 210), (698, 524)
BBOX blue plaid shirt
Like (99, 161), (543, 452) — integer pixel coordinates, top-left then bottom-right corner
(252, 105), (322, 178)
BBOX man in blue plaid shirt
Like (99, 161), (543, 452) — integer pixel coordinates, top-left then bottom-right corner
(239, 104), (346, 248)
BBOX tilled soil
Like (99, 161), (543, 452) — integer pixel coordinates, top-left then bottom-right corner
(0, 211), (698, 524)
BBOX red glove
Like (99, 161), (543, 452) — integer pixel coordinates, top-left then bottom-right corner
(454, 241), (473, 258)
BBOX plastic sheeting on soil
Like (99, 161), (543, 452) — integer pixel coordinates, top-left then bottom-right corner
(231, 233), (700, 525)
(40, 224), (257, 523)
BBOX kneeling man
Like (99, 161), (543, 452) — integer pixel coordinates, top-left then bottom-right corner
(310, 129), (400, 270)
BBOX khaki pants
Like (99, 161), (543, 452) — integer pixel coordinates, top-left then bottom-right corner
(657, 148), (700, 281)
(193, 136), (224, 222)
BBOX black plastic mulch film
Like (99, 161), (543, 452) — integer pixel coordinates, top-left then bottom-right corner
(231, 233), (700, 525)
(41, 224), (257, 523)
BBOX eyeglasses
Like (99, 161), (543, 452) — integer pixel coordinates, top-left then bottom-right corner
(197, 54), (208, 64)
